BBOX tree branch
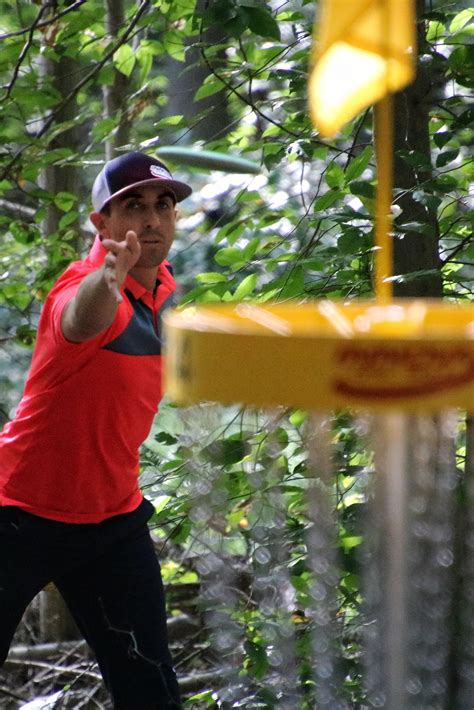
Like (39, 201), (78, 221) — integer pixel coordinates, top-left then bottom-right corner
(37, 1), (149, 140)
(197, 19), (324, 144)
(440, 229), (473, 265)
(0, 0), (87, 42)
(1, 3), (51, 101)
(0, 0), (151, 182)
(0, 198), (35, 220)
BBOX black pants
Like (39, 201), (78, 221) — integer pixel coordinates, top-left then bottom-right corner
(0, 499), (181, 709)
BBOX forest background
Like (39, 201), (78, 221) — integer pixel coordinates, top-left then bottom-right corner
(0, 0), (473, 707)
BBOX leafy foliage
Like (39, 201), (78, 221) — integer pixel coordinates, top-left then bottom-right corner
(0, 0), (472, 706)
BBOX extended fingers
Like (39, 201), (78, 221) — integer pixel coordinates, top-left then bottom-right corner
(125, 230), (138, 245)
(102, 238), (128, 254)
(102, 234), (140, 260)
(101, 234), (140, 304)
(125, 230), (140, 257)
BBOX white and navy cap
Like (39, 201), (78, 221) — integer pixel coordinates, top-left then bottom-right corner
(91, 151), (192, 212)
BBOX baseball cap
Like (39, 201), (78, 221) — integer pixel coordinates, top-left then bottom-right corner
(91, 151), (192, 212)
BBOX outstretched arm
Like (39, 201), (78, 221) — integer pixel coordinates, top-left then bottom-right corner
(61, 231), (141, 343)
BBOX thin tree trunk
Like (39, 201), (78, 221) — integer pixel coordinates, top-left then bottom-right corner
(163, 0), (231, 142)
(392, 0), (443, 298)
(103, 0), (131, 159)
(36, 3), (83, 642)
(38, 52), (82, 242)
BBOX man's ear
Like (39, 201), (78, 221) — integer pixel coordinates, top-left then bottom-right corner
(90, 211), (109, 239)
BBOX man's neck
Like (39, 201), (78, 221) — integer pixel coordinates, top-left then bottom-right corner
(128, 265), (159, 292)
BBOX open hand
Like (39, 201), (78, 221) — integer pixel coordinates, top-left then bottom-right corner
(101, 231), (141, 303)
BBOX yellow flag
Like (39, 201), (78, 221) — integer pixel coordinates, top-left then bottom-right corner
(309, 0), (416, 137)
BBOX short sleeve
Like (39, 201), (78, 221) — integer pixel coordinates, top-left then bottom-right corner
(45, 267), (132, 349)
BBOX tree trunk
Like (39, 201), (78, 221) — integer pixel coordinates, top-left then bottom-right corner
(103, 0), (131, 159)
(38, 49), (82, 248)
(163, 0), (231, 142)
(392, 0), (443, 298)
(36, 4), (83, 642)
(38, 585), (80, 642)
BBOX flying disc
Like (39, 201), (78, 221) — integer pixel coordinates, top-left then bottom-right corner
(156, 146), (261, 174)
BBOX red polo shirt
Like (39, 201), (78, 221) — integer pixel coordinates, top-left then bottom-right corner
(0, 237), (176, 523)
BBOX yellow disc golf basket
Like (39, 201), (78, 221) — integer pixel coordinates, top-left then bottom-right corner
(163, 1), (473, 708)
(165, 0), (474, 413)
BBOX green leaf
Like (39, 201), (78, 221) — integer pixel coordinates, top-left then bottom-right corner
(113, 44), (136, 78)
(436, 149), (460, 167)
(203, 436), (247, 466)
(433, 130), (452, 149)
(340, 535), (363, 551)
(326, 162), (345, 189)
(244, 5), (280, 40)
(223, 7), (251, 37)
(15, 325), (37, 348)
(341, 573), (360, 594)
(137, 43), (154, 83)
(261, 125), (281, 139)
(313, 190), (342, 212)
(92, 117), (117, 141)
(59, 211), (79, 229)
(345, 146), (373, 183)
(9, 222), (36, 245)
(154, 431), (178, 445)
(290, 573), (311, 594)
(278, 266), (305, 299)
(448, 46), (474, 88)
(214, 247), (244, 267)
(233, 273), (257, 300)
(97, 64), (115, 86)
(170, 518), (191, 544)
(350, 181), (376, 199)
(244, 639), (269, 679)
(205, 0), (238, 24)
(243, 237), (260, 260)
(179, 284), (225, 305)
(1, 285), (31, 311)
(289, 410), (308, 427)
(153, 495), (172, 514)
(449, 8), (474, 34)
(195, 272), (228, 284)
(194, 76), (225, 101)
(162, 29), (187, 61)
(184, 690), (215, 706)
(155, 115), (185, 128)
(338, 229), (364, 256)
(54, 192), (77, 212)
(398, 149), (433, 170)
(263, 142), (283, 157)
(426, 20), (445, 42)
(12, 87), (59, 111)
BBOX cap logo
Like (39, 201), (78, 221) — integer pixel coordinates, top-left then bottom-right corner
(150, 165), (170, 179)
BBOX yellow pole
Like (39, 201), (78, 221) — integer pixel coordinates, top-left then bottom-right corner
(374, 94), (394, 303)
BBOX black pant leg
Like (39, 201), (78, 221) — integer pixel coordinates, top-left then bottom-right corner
(0, 507), (58, 664)
(55, 523), (181, 710)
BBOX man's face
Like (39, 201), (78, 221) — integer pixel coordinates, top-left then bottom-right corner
(94, 185), (178, 269)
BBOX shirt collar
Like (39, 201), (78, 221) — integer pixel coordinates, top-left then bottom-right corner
(86, 235), (176, 304)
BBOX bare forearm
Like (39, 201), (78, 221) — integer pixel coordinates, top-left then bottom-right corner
(61, 231), (140, 343)
(61, 266), (120, 342)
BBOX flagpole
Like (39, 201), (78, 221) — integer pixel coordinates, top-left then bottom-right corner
(374, 94), (394, 303)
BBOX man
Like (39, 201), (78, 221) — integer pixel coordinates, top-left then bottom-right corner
(0, 152), (192, 709)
